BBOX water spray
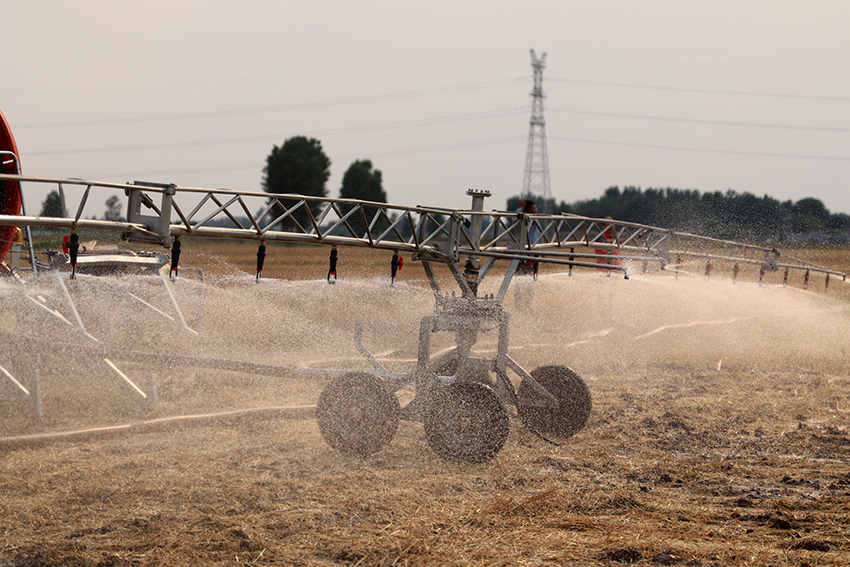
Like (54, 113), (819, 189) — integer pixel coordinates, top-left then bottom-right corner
(1, 108), (847, 462)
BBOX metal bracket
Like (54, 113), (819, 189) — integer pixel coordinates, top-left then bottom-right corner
(123, 181), (176, 247)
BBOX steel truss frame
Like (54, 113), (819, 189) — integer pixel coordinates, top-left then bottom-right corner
(0, 175), (843, 288)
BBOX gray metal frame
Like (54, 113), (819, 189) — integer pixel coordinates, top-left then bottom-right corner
(0, 174), (843, 282)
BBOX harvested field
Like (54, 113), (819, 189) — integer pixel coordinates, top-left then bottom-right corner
(1, 244), (849, 566)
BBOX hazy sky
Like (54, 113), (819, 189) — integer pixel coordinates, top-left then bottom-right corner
(3, 0), (848, 217)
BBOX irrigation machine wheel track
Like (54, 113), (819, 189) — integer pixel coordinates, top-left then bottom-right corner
(516, 364), (592, 440)
(316, 371), (400, 457)
(424, 381), (509, 463)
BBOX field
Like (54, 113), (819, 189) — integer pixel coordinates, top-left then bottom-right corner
(1, 243), (849, 566)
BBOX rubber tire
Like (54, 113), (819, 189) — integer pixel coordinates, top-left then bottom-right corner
(424, 381), (509, 463)
(517, 365), (591, 439)
(316, 371), (400, 457)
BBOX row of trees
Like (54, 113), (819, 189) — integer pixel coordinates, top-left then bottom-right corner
(40, 136), (842, 245)
(511, 187), (850, 242)
(40, 191), (123, 221)
(262, 136), (386, 232)
(38, 136), (388, 233)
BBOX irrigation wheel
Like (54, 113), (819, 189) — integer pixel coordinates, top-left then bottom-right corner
(316, 371), (400, 457)
(424, 381), (509, 463)
(517, 365), (592, 439)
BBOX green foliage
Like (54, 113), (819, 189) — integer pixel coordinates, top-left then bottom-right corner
(507, 187), (849, 242)
(39, 190), (64, 217)
(506, 194), (558, 214)
(339, 160), (387, 237)
(262, 136), (331, 230)
(340, 159), (386, 203)
(103, 195), (124, 222)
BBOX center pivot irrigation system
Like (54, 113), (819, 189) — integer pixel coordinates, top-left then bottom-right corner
(1, 111), (845, 462)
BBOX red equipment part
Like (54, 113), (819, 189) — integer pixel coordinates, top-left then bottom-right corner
(595, 221), (621, 272)
(0, 109), (22, 266)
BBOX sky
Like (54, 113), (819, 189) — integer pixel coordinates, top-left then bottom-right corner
(2, 0), (848, 218)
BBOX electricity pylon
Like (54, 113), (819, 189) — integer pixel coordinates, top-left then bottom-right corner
(521, 49), (552, 211)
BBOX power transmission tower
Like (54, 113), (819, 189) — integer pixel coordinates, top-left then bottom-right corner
(521, 49), (552, 211)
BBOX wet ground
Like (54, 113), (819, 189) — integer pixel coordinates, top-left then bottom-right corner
(1, 249), (848, 566)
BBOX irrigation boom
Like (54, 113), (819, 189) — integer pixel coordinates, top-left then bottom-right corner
(1, 106), (845, 462)
(0, 174), (843, 290)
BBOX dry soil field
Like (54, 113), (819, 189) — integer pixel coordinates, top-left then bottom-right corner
(1, 243), (849, 566)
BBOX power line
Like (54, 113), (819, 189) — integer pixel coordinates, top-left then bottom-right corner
(549, 135), (850, 162)
(17, 78), (527, 129)
(80, 136), (527, 180)
(548, 107), (850, 133)
(27, 108), (528, 156)
(78, 133), (847, 182)
(549, 77), (850, 102)
(357, 135), (525, 159)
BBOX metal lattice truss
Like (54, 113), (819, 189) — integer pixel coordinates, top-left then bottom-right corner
(0, 175), (845, 285)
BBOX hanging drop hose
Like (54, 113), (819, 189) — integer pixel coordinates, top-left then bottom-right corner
(256, 242), (266, 281)
(68, 233), (79, 279)
(327, 246), (338, 282)
(391, 251), (403, 285)
(170, 238), (181, 278)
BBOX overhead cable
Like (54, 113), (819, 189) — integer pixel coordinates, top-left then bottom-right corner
(548, 135), (850, 162)
(550, 77), (850, 102)
(17, 78), (527, 129)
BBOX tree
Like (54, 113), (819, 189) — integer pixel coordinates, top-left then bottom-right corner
(262, 136), (331, 230)
(506, 194), (558, 214)
(40, 190), (63, 217)
(339, 160), (387, 237)
(340, 159), (386, 203)
(103, 195), (124, 222)
(791, 197), (829, 234)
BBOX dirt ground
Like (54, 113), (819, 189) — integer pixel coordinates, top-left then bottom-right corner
(1, 244), (848, 566)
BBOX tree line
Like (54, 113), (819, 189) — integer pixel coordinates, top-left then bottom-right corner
(262, 136), (386, 234)
(510, 187), (850, 242)
(38, 135), (388, 235)
(37, 133), (846, 246)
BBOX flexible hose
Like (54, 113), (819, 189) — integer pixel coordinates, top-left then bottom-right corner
(0, 404), (316, 451)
